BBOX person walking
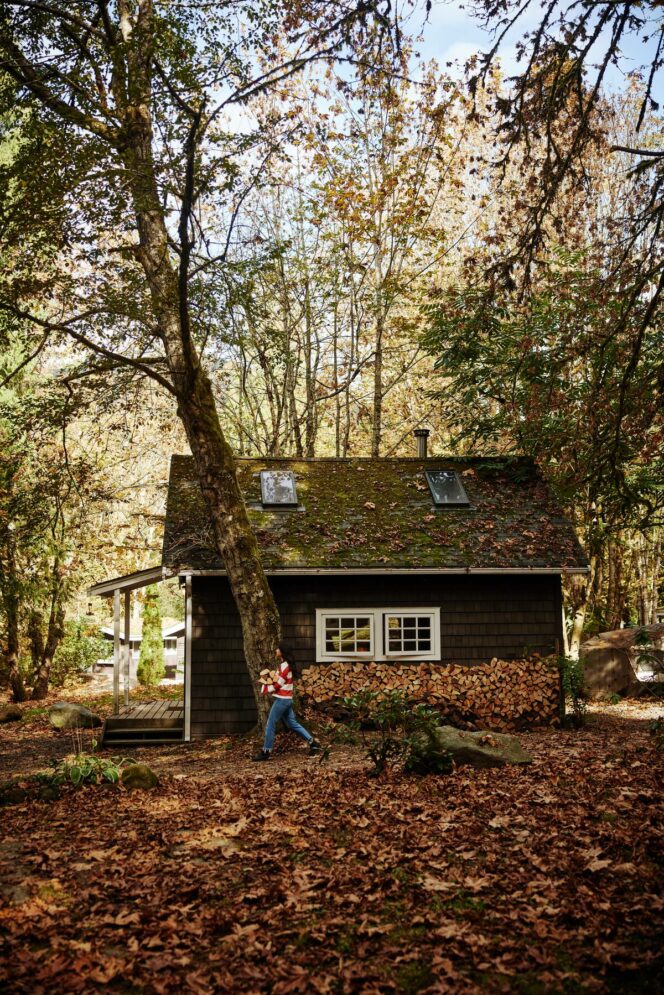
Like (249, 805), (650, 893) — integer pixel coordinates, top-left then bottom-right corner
(252, 644), (321, 761)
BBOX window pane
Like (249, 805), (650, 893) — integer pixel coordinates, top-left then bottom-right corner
(404, 640), (417, 651)
(260, 470), (298, 506)
(340, 617), (355, 629)
(356, 642), (371, 652)
(325, 617), (339, 631)
(339, 638), (355, 651)
(403, 619), (416, 632)
(387, 617), (400, 630)
(419, 639), (431, 651)
(425, 470), (469, 506)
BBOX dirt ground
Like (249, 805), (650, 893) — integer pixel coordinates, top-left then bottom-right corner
(0, 691), (662, 994)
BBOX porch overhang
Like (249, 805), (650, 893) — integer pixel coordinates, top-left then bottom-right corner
(87, 565), (178, 598)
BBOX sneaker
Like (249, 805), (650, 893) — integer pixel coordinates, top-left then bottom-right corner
(251, 749), (271, 762)
(308, 740), (322, 756)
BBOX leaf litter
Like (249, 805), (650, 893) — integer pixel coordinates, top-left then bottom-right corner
(0, 701), (662, 992)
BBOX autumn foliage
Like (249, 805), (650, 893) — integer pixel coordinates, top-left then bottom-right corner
(0, 698), (662, 993)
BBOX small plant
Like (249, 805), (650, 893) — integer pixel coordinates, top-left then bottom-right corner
(341, 690), (451, 777)
(37, 752), (136, 788)
(634, 627), (663, 683)
(649, 717), (664, 751)
(558, 655), (587, 727)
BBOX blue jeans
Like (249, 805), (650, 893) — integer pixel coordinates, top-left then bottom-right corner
(264, 697), (312, 752)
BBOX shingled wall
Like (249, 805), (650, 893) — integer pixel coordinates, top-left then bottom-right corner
(190, 574), (564, 738)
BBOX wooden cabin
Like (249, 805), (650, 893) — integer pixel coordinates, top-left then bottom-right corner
(89, 445), (588, 742)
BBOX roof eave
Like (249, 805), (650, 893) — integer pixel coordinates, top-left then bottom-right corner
(172, 565), (590, 576)
(88, 566), (177, 598)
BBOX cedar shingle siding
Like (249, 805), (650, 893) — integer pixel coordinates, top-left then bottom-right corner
(191, 574), (563, 738)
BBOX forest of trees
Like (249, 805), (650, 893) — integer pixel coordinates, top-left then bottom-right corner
(0, 1), (661, 699)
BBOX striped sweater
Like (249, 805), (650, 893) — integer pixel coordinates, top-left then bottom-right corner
(261, 660), (294, 699)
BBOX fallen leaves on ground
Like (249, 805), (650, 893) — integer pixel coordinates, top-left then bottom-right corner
(0, 699), (662, 993)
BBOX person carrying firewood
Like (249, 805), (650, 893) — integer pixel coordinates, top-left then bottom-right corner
(251, 643), (321, 761)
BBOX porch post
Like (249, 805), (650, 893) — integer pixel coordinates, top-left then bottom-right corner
(113, 588), (120, 715)
(184, 574), (192, 742)
(124, 590), (131, 708)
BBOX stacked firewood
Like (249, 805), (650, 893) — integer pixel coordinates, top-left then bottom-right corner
(298, 657), (561, 731)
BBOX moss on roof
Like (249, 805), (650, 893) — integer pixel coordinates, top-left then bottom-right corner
(161, 455), (588, 572)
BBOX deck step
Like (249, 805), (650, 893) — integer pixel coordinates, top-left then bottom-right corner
(105, 717), (183, 731)
(102, 724), (183, 747)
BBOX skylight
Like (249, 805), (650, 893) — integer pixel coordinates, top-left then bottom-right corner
(260, 470), (298, 507)
(425, 470), (470, 507)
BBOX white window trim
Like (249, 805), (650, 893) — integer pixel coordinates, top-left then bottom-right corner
(316, 611), (375, 661)
(315, 608), (440, 663)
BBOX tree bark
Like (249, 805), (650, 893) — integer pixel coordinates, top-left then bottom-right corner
(31, 591), (66, 701)
(109, 6), (278, 726)
(0, 540), (27, 702)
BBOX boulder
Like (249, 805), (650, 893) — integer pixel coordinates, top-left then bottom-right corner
(580, 625), (664, 699)
(38, 785), (60, 803)
(581, 648), (636, 700)
(48, 702), (102, 730)
(0, 781), (27, 805)
(0, 705), (22, 724)
(432, 725), (533, 768)
(121, 763), (159, 790)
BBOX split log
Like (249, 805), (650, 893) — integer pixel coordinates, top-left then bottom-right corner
(299, 655), (560, 731)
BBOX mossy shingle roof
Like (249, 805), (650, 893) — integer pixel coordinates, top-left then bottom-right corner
(162, 455), (588, 572)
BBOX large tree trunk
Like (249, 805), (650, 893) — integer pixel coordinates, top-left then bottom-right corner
(31, 592), (66, 701)
(1, 544), (27, 702)
(113, 9), (278, 727)
(176, 371), (275, 726)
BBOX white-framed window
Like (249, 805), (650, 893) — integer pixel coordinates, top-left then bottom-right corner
(315, 608), (440, 663)
(320, 613), (374, 658)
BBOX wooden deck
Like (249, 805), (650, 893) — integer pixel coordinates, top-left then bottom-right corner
(117, 699), (184, 722)
(102, 699), (185, 745)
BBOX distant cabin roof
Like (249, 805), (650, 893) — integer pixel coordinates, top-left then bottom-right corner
(100, 618), (184, 641)
(161, 455), (588, 573)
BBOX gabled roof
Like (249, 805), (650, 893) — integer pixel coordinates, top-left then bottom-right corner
(162, 455), (588, 573)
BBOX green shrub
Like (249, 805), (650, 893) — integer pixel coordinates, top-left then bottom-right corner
(137, 584), (165, 686)
(558, 655), (587, 727)
(649, 718), (664, 751)
(634, 627), (663, 678)
(51, 619), (107, 687)
(37, 753), (136, 788)
(341, 689), (451, 776)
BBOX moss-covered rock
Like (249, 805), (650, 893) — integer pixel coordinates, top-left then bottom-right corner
(38, 785), (61, 802)
(121, 763), (159, 790)
(432, 726), (533, 768)
(0, 781), (28, 805)
(48, 702), (102, 730)
(0, 705), (22, 724)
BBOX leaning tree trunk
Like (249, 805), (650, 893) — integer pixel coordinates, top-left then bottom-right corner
(117, 28), (277, 726)
(176, 372), (276, 726)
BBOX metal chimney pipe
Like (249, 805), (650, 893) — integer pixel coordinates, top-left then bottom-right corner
(414, 428), (430, 458)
